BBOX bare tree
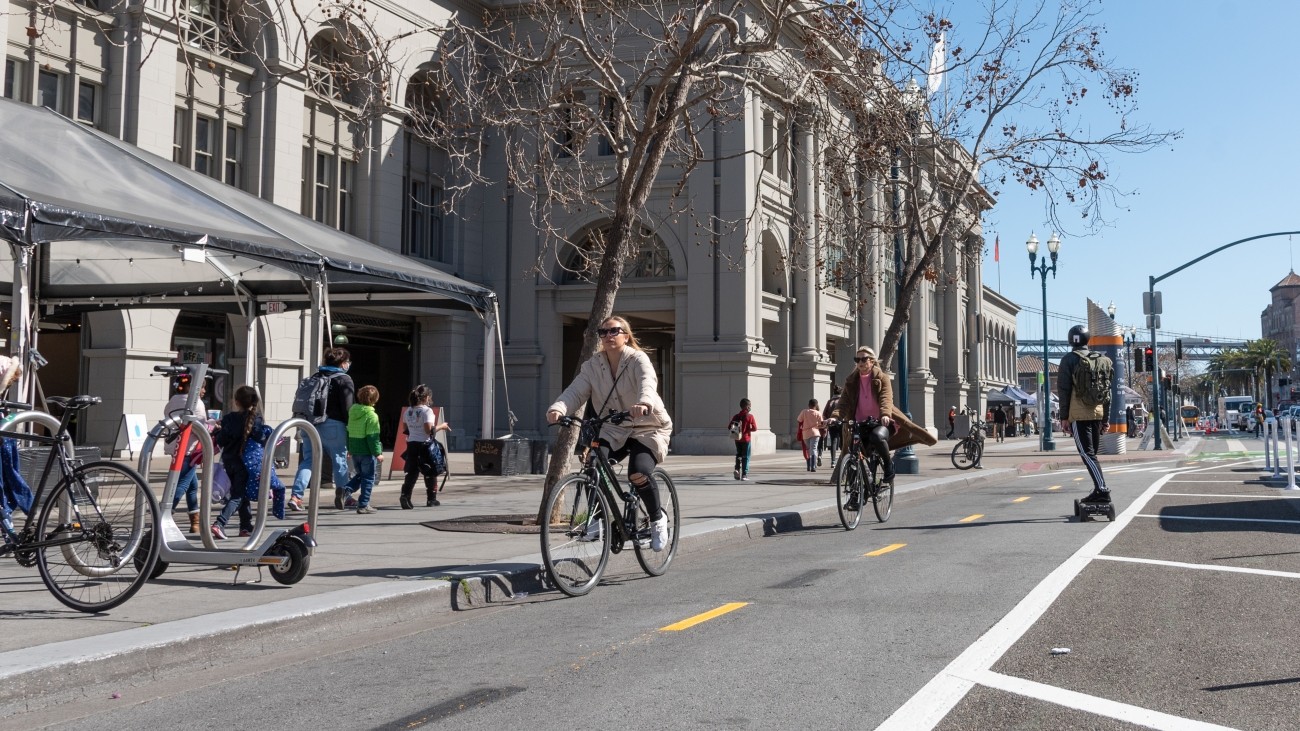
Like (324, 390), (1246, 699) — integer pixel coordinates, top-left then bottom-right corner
(812, 0), (1179, 366)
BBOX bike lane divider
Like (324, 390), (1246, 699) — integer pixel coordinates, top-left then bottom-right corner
(659, 602), (748, 631)
(864, 543), (907, 557)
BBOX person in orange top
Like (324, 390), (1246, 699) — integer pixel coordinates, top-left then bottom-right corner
(797, 399), (825, 472)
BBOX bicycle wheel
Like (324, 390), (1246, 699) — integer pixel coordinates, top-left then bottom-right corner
(870, 460), (893, 523)
(951, 439), (975, 470)
(540, 476), (611, 597)
(634, 468), (680, 576)
(835, 457), (863, 530)
(35, 461), (159, 613)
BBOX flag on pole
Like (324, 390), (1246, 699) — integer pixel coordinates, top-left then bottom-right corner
(927, 31), (946, 95)
(994, 236), (1000, 262)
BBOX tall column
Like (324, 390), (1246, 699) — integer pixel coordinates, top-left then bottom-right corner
(792, 114), (818, 359)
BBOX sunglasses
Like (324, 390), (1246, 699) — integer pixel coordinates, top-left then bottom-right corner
(853, 356), (874, 363)
(596, 327), (626, 338)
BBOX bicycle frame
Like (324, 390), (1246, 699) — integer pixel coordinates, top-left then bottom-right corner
(0, 407), (150, 572)
(575, 428), (644, 549)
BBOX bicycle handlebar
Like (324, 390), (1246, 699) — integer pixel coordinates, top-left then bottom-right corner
(0, 399), (32, 412)
(550, 409), (633, 429)
(152, 364), (230, 376)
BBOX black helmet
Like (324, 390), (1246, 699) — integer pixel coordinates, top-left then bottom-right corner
(1067, 324), (1090, 347)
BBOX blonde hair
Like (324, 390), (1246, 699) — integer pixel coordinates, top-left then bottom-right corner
(600, 315), (643, 351)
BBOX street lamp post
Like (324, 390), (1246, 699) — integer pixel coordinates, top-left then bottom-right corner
(1028, 232), (1060, 451)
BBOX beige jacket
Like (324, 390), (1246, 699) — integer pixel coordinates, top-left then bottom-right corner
(548, 346), (673, 462)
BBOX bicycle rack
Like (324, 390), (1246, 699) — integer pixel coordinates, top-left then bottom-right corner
(138, 364), (322, 582)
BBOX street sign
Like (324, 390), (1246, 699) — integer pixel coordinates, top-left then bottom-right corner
(1142, 291), (1162, 315)
(1146, 313), (1161, 329)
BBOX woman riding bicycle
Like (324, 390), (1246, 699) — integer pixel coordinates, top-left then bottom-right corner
(832, 345), (935, 493)
(546, 316), (673, 551)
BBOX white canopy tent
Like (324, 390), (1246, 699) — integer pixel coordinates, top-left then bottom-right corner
(0, 99), (507, 436)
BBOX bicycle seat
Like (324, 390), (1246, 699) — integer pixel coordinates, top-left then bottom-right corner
(46, 395), (103, 411)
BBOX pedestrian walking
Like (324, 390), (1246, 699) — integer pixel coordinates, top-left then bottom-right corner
(162, 378), (208, 534)
(344, 385), (383, 513)
(729, 399), (757, 481)
(797, 399), (824, 472)
(400, 384), (452, 509)
(946, 405), (957, 439)
(211, 386), (285, 540)
(290, 347), (356, 511)
(993, 405), (1007, 442)
(546, 316), (673, 551)
(820, 385), (841, 466)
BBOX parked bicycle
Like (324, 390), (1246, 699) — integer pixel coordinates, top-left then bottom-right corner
(832, 418), (893, 529)
(0, 397), (159, 612)
(540, 410), (680, 597)
(951, 407), (986, 470)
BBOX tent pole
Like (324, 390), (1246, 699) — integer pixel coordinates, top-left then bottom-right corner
(481, 300), (498, 439)
(308, 279), (324, 370)
(9, 243), (32, 401)
(245, 301), (258, 390)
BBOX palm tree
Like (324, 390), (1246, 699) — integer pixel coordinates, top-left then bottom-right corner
(1206, 348), (1252, 398)
(1241, 338), (1293, 409)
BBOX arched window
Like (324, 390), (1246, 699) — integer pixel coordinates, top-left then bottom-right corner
(404, 67), (448, 262)
(307, 31), (368, 106)
(561, 225), (674, 283)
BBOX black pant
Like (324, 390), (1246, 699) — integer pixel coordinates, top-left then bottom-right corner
(855, 423), (895, 481)
(598, 438), (661, 518)
(401, 441), (440, 499)
(946, 421), (955, 438)
(1070, 420), (1107, 493)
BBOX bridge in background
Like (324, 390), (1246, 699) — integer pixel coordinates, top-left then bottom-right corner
(1017, 339), (1247, 361)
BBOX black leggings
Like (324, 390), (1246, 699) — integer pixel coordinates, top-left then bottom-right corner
(598, 438), (661, 518)
(855, 422), (895, 480)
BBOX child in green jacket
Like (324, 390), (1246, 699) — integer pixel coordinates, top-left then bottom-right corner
(344, 385), (383, 513)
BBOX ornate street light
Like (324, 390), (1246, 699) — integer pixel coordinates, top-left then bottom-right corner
(1029, 232), (1061, 451)
(1107, 301), (1116, 320)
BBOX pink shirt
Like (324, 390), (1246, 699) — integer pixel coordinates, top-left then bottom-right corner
(855, 373), (881, 422)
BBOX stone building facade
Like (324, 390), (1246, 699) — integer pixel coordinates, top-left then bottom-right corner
(5, 0), (997, 455)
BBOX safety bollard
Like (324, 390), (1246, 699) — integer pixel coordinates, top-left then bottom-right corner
(1286, 417), (1297, 491)
(1268, 416), (1279, 478)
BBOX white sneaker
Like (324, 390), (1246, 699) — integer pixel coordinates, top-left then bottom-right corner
(650, 512), (669, 552)
(578, 518), (603, 542)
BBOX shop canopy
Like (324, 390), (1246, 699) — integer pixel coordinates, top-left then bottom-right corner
(0, 99), (506, 435)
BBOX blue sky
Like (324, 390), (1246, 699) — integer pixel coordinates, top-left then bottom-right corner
(969, 1), (1300, 347)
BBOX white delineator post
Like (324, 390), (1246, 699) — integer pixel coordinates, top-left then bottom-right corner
(1265, 417), (1278, 477)
(1285, 417), (1297, 491)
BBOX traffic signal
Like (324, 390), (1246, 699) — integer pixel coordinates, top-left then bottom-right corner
(1133, 347), (1145, 372)
(1144, 347), (1154, 371)
(1175, 339), (1183, 360)
(1162, 374), (1173, 392)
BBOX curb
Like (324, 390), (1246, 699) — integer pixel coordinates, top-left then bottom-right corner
(0, 440), (1200, 710)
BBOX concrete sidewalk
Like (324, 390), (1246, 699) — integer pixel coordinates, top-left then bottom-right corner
(0, 433), (1198, 706)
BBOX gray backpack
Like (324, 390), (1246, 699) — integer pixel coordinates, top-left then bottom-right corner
(291, 371), (341, 424)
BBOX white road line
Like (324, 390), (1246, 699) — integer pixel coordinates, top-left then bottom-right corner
(1158, 492), (1300, 499)
(1093, 555), (1300, 580)
(972, 671), (1240, 731)
(1135, 514), (1300, 526)
(1226, 439), (1247, 452)
(875, 459), (1246, 731)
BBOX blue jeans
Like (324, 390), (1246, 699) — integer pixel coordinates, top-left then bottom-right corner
(215, 493), (253, 532)
(172, 462), (199, 513)
(292, 419), (350, 498)
(805, 436), (820, 470)
(345, 454), (377, 507)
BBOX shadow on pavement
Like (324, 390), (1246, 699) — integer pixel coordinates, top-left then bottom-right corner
(1154, 500), (1300, 533)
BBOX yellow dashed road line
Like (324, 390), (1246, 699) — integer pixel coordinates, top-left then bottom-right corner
(660, 602), (749, 631)
(864, 543), (907, 557)
(1013, 497), (1031, 503)
(959, 514), (984, 523)
(1048, 485), (1061, 491)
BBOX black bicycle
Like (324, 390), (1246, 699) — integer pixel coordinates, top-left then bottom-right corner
(951, 408), (986, 470)
(540, 410), (680, 597)
(832, 418), (892, 529)
(0, 396), (159, 612)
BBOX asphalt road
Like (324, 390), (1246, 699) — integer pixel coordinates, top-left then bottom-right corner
(12, 458), (1207, 731)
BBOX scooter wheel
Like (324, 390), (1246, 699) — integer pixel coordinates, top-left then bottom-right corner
(1073, 499), (1081, 519)
(266, 539), (310, 585)
(133, 530), (169, 579)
